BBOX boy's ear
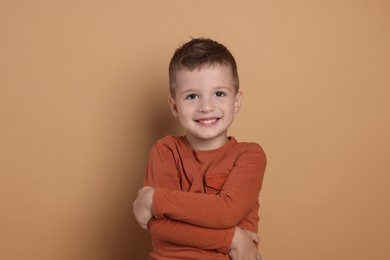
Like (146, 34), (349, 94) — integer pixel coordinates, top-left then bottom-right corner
(234, 90), (242, 113)
(168, 96), (179, 117)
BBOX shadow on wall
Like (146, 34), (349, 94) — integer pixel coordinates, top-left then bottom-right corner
(84, 74), (181, 259)
(126, 82), (181, 259)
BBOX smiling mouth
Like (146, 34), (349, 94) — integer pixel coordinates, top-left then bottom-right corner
(195, 118), (220, 126)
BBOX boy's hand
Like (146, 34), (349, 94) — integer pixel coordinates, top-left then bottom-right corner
(229, 226), (262, 260)
(132, 186), (155, 230)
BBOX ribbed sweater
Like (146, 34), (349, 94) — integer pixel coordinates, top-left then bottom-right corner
(144, 135), (266, 260)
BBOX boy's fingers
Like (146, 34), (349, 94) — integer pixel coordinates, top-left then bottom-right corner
(141, 223), (148, 230)
(138, 187), (146, 194)
(244, 230), (259, 243)
(138, 186), (154, 197)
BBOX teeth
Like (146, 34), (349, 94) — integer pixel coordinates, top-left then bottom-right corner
(199, 119), (217, 124)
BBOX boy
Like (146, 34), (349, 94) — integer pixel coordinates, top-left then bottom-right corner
(133, 38), (266, 260)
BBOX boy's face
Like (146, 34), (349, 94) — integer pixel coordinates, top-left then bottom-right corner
(169, 65), (242, 150)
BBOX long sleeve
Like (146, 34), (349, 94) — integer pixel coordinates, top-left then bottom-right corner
(152, 143), (266, 229)
(144, 140), (235, 252)
(148, 217), (234, 254)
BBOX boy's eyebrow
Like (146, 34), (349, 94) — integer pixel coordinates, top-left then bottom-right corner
(178, 86), (233, 95)
(211, 86), (234, 93)
(178, 89), (199, 95)
(213, 86), (232, 91)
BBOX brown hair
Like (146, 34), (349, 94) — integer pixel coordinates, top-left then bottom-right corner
(168, 38), (239, 96)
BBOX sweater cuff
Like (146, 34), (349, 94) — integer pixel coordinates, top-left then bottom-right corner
(152, 188), (165, 219)
(221, 226), (235, 254)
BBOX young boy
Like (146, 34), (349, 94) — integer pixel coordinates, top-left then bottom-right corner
(133, 38), (266, 260)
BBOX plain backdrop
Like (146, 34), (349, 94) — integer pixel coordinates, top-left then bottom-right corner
(1, 1), (389, 259)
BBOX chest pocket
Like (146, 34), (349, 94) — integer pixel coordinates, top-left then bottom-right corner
(205, 174), (228, 195)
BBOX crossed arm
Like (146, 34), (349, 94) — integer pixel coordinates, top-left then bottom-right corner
(133, 187), (262, 260)
(133, 142), (266, 259)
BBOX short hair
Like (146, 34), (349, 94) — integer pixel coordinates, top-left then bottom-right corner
(168, 38), (239, 96)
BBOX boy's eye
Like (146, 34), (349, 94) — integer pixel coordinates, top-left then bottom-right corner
(186, 94), (199, 100)
(215, 91), (226, 97)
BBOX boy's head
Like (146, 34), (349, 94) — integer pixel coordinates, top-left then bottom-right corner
(169, 38), (239, 97)
(167, 38), (242, 150)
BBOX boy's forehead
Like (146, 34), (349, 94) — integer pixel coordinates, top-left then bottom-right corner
(175, 65), (235, 88)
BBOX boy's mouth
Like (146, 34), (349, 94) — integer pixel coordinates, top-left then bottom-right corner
(195, 117), (220, 126)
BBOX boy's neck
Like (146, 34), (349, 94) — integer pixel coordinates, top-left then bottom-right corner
(185, 135), (230, 151)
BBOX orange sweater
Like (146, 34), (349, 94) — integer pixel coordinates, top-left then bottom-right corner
(144, 135), (266, 260)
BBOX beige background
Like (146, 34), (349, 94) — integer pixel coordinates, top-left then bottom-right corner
(1, 1), (389, 259)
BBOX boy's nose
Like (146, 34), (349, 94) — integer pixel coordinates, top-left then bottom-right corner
(198, 98), (215, 113)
